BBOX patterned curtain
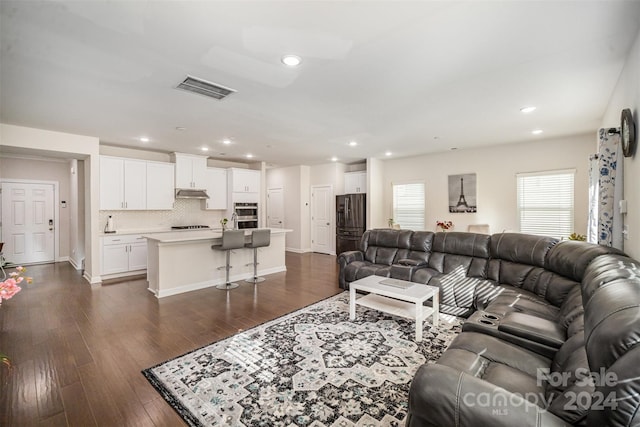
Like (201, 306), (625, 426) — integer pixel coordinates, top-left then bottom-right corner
(587, 128), (624, 249)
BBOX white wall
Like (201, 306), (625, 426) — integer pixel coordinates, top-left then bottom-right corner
(381, 134), (594, 235)
(0, 124), (100, 283)
(601, 28), (640, 259)
(300, 166), (311, 252)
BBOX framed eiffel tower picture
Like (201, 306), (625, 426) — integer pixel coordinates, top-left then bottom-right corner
(448, 173), (477, 213)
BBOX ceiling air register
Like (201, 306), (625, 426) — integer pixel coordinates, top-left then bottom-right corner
(175, 75), (236, 100)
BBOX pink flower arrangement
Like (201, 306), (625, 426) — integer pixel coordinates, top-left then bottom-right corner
(436, 220), (454, 231)
(0, 266), (31, 303)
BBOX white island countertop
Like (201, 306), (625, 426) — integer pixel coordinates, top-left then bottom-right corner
(142, 228), (291, 243)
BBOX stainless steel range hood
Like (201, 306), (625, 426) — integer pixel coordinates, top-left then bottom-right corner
(175, 189), (209, 199)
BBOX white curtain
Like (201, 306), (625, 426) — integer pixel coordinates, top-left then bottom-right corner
(587, 128), (624, 249)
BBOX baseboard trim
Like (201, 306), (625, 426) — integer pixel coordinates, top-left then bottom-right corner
(83, 271), (102, 285)
(285, 247), (313, 254)
(68, 257), (82, 271)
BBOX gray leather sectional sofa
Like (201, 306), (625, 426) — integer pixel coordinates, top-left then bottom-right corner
(337, 229), (640, 427)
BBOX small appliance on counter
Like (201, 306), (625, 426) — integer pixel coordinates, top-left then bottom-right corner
(104, 215), (116, 234)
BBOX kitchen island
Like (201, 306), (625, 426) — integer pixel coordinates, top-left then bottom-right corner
(143, 228), (291, 298)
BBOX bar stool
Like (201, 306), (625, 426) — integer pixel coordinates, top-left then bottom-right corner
(245, 229), (271, 284)
(212, 230), (246, 290)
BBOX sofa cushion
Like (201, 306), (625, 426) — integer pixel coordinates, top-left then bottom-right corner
(490, 233), (557, 268)
(361, 229), (413, 265)
(428, 232), (490, 277)
(439, 331), (549, 381)
(545, 240), (623, 283)
(482, 286), (560, 319)
(342, 261), (390, 283)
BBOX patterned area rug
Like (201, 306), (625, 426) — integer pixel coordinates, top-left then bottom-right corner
(142, 292), (461, 426)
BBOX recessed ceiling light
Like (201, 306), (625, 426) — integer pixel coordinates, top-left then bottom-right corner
(331, 156), (338, 162)
(139, 137), (149, 143)
(520, 106), (537, 113)
(281, 54), (302, 67)
(385, 151), (392, 156)
(201, 147), (209, 152)
(246, 153), (254, 159)
(348, 141), (357, 147)
(532, 129), (544, 135)
(222, 139), (231, 145)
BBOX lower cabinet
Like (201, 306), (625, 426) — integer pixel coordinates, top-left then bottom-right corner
(101, 235), (147, 276)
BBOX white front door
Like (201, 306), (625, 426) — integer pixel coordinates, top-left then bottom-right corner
(267, 188), (284, 228)
(311, 185), (333, 254)
(1, 182), (55, 264)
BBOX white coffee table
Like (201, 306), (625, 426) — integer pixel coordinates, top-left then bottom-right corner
(349, 275), (439, 342)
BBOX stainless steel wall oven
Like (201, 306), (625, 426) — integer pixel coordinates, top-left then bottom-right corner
(234, 202), (258, 229)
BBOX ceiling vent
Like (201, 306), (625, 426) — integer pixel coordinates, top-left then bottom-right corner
(176, 75), (236, 100)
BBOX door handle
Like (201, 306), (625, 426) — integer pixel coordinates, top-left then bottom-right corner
(326, 222), (330, 225)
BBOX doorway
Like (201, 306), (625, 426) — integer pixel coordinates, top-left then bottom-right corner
(1, 180), (58, 265)
(267, 187), (284, 228)
(311, 185), (333, 254)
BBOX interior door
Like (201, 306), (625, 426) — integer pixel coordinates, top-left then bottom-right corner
(1, 182), (55, 264)
(311, 185), (333, 254)
(267, 188), (284, 228)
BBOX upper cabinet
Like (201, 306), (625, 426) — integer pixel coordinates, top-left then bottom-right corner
(203, 167), (227, 210)
(146, 161), (175, 210)
(100, 156), (147, 210)
(173, 153), (208, 189)
(229, 168), (260, 193)
(100, 156), (175, 211)
(344, 171), (367, 194)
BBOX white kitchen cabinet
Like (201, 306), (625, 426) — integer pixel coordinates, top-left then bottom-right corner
(100, 156), (147, 210)
(203, 167), (227, 210)
(344, 171), (367, 194)
(173, 153), (208, 189)
(228, 168), (260, 193)
(101, 235), (147, 276)
(146, 161), (175, 210)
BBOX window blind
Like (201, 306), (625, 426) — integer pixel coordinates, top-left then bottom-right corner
(393, 182), (425, 230)
(517, 170), (575, 239)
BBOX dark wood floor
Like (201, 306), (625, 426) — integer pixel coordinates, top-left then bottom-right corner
(0, 252), (342, 426)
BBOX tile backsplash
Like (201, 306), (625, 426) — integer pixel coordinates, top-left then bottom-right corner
(98, 199), (226, 232)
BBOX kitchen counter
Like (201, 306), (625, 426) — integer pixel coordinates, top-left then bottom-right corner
(143, 228), (292, 298)
(142, 227), (290, 243)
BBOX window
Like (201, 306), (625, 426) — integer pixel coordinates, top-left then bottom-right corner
(392, 182), (425, 230)
(517, 170), (575, 239)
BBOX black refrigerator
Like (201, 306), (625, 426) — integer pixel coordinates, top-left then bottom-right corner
(336, 193), (366, 255)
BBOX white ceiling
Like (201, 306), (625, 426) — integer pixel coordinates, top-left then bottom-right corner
(1, 1), (640, 167)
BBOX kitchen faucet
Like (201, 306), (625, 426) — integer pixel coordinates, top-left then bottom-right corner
(231, 212), (238, 230)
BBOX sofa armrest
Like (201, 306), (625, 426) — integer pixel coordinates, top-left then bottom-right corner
(498, 312), (565, 349)
(408, 364), (569, 427)
(337, 250), (363, 265)
(337, 250), (364, 289)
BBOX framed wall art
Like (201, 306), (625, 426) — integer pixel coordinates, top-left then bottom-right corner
(448, 173), (477, 213)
